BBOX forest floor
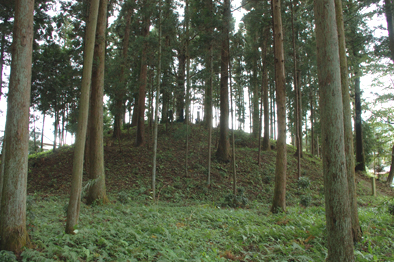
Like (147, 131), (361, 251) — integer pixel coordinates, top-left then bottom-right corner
(28, 122), (394, 205)
(10, 123), (394, 261)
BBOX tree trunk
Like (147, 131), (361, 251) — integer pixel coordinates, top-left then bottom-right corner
(386, 144), (394, 185)
(258, 90), (263, 166)
(185, 0), (190, 176)
(216, 0), (230, 162)
(0, 0), (34, 252)
(292, 0), (301, 179)
(314, 0), (355, 260)
(152, 0), (162, 201)
(262, 29), (270, 151)
(53, 111), (58, 151)
(252, 44), (259, 138)
(136, 2), (150, 146)
(207, 46), (213, 186)
(385, 0), (394, 61)
(114, 7), (133, 138)
(297, 70), (303, 155)
(335, 0), (362, 242)
(41, 113), (45, 151)
(0, 28), (5, 99)
(354, 67), (365, 171)
(176, 48), (185, 122)
(230, 62), (236, 195)
(271, 0), (287, 213)
(66, 0), (100, 234)
(205, 0), (213, 129)
(249, 88), (252, 133)
(131, 93), (138, 126)
(87, 0), (109, 205)
(310, 87), (314, 156)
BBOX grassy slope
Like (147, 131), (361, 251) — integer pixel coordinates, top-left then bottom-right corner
(28, 123), (392, 204)
(14, 123), (394, 261)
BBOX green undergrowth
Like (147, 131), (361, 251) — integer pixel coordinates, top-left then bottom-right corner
(6, 194), (393, 261)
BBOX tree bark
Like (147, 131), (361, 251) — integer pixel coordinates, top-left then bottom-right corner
(216, 0), (230, 162)
(335, 0), (362, 242)
(204, 0), (213, 129)
(0, 28), (5, 99)
(185, 0), (190, 175)
(87, 0), (109, 205)
(152, 0), (162, 201)
(262, 30), (270, 151)
(386, 144), (394, 185)
(207, 46), (213, 185)
(314, 0), (355, 260)
(0, 0), (34, 252)
(66, 0), (100, 234)
(354, 67), (365, 171)
(261, 27), (271, 151)
(310, 87), (314, 156)
(252, 42), (259, 138)
(136, 1), (150, 146)
(176, 48), (185, 122)
(271, 0), (287, 213)
(53, 111), (58, 151)
(292, 0), (301, 179)
(385, 0), (394, 61)
(113, 7), (133, 138)
(41, 113), (45, 151)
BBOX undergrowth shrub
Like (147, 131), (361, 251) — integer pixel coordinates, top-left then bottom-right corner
(222, 188), (248, 208)
(172, 125), (190, 140)
(297, 177), (311, 189)
(26, 195), (36, 220)
(117, 191), (131, 204)
(0, 250), (17, 262)
(300, 195), (312, 207)
(261, 167), (275, 184)
(262, 174), (274, 184)
(387, 202), (394, 216)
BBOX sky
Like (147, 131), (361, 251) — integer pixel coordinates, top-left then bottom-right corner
(0, 1), (390, 148)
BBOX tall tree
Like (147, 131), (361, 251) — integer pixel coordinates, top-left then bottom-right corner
(354, 66), (366, 171)
(314, 0), (355, 260)
(86, 0), (109, 205)
(152, 0), (162, 201)
(292, 0), (301, 179)
(261, 27), (270, 151)
(335, 0), (362, 242)
(385, 0), (394, 61)
(206, 0), (214, 186)
(135, 0), (151, 146)
(216, 0), (231, 162)
(387, 145), (394, 184)
(271, 0), (287, 213)
(0, 0), (34, 252)
(66, 0), (100, 234)
(114, 3), (133, 137)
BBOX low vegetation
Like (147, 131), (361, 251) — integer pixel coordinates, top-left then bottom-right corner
(10, 124), (394, 261)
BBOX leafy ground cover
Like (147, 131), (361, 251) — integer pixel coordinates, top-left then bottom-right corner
(27, 124), (391, 204)
(14, 123), (394, 261)
(1, 195), (394, 261)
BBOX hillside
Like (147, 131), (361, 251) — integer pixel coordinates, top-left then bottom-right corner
(28, 123), (393, 206)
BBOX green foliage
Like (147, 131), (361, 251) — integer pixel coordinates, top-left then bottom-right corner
(172, 124), (191, 140)
(222, 188), (248, 208)
(13, 194), (394, 261)
(117, 191), (131, 204)
(300, 195), (312, 207)
(0, 250), (17, 262)
(297, 177), (311, 190)
(387, 202), (394, 216)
